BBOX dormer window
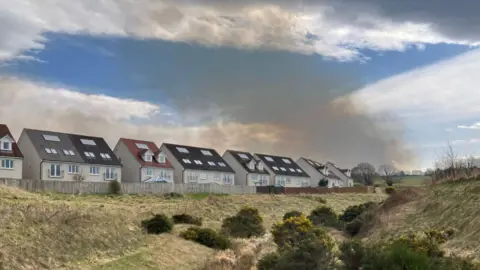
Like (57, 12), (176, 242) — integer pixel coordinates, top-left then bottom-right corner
(144, 154), (153, 162)
(257, 163), (264, 171)
(248, 160), (255, 170)
(1, 141), (11, 151)
(157, 153), (166, 163)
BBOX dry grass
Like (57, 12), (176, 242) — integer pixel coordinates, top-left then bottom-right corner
(0, 187), (386, 269)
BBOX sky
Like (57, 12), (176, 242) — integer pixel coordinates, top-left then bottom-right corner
(2, 0), (480, 171)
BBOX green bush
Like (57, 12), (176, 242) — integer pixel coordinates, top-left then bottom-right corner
(307, 206), (340, 228)
(141, 214), (173, 235)
(345, 218), (364, 237)
(283, 210), (303, 221)
(108, 180), (121, 195)
(318, 179), (329, 187)
(390, 230), (447, 258)
(339, 201), (376, 222)
(385, 186), (396, 194)
(221, 206), (265, 238)
(363, 241), (431, 270)
(172, 214), (203, 226)
(257, 252), (281, 270)
(339, 240), (366, 270)
(180, 227), (231, 250)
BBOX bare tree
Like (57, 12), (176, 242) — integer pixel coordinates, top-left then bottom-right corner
(73, 171), (86, 195)
(352, 162), (376, 186)
(378, 164), (397, 186)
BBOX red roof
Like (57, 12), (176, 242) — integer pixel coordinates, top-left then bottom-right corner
(120, 138), (173, 168)
(0, 124), (23, 158)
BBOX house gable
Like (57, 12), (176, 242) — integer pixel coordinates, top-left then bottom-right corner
(225, 150), (270, 175)
(119, 138), (173, 169)
(0, 125), (23, 158)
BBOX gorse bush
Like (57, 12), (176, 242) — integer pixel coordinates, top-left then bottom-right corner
(272, 214), (314, 251)
(221, 206), (265, 238)
(257, 252), (281, 270)
(339, 240), (366, 270)
(108, 180), (121, 195)
(141, 214), (173, 234)
(180, 227), (231, 250)
(385, 186), (396, 194)
(339, 201), (377, 222)
(163, 192), (183, 199)
(172, 213), (202, 226)
(307, 206), (340, 228)
(282, 210), (303, 221)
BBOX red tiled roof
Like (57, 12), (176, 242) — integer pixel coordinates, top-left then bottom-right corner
(0, 124), (23, 158)
(120, 138), (173, 168)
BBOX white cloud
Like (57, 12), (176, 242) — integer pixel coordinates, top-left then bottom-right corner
(350, 49), (480, 123)
(0, 0), (478, 62)
(457, 123), (480, 129)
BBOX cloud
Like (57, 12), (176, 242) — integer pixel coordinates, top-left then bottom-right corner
(1, 0), (479, 62)
(350, 49), (480, 123)
(458, 123), (480, 129)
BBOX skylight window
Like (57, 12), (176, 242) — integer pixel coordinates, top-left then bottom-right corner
(218, 162), (226, 167)
(135, 143), (149, 149)
(100, 153), (111, 159)
(296, 169), (303, 173)
(208, 161), (216, 166)
(177, 147), (189, 153)
(194, 160), (203, 165)
(265, 156), (274, 162)
(238, 153), (249, 159)
(201, 150), (213, 156)
(43, 134), (60, 142)
(45, 148), (57, 154)
(289, 168), (295, 172)
(84, 152), (95, 158)
(182, 158), (191, 164)
(80, 139), (96, 146)
(272, 166), (279, 171)
(282, 158), (291, 164)
(280, 167), (286, 171)
(63, 149), (75, 156)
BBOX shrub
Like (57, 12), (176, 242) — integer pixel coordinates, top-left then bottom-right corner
(308, 206), (340, 228)
(283, 210), (303, 221)
(221, 206), (265, 238)
(390, 229), (448, 258)
(108, 180), (121, 195)
(257, 252), (281, 270)
(318, 179), (329, 187)
(180, 227), (231, 250)
(339, 202), (376, 223)
(314, 196), (327, 204)
(163, 192), (183, 199)
(385, 186), (396, 194)
(345, 218), (364, 237)
(339, 240), (366, 270)
(363, 241), (431, 270)
(272, 215), (314, 251)
(141, 214), (173, 234)
(172, 213), (203, 226)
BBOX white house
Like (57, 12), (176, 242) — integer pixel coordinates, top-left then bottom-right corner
(18, 128), (122, 182)
(222, 150), (271, 186)
(297, 157), (353, 187)
(114, 138), (174, 183)
(160, 143), (235, 185)
(253, 153), (310, 187)
(0, 124), (23, 179)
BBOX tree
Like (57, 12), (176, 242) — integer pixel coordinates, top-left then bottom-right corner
(378, 164), (397, 186)
(73, 171), (86, 195)
(352, 163), (376, 186)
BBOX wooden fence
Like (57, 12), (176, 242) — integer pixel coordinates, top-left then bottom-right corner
(0, 179), (257, 195)
(256, 185), (372, 194)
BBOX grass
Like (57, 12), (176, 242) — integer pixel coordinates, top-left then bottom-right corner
(373, 175), (431, 186)
(0, 186), (387, 269)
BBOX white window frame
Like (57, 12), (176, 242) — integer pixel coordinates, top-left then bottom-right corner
(218, 162), (226, 167)
(89, 166), (100, 175)
(1, 141), (12, 151)
(63, 149), (75, 156)
(201, 150), (213, 156)
(272, 166), (279, 171)
(200, 172), (207, 179)
(80, 139), (96, 146)
(177, 147), (189, 153)
(144, 154), (153, 162)
(84, 152), (95, 158)
(280, 167), (287, 171)
(296, 169), (303, 173)
(157, 153), (166, 163)
(289, 168), (296, 172)
(146, 168), (153, 176)
(1, 159), (14, 169)
(265, 156), (274, 162)
(257, 163), (264, 170)
(194, 160), (202, 165)
(282, 158), (291, 164)
(238, 153), (249, 159)
(42, 134), (60, 142)
(248, 160), (255, 170)
(135, 143), (149, 149)
(183, 158), (191, 164)
(105, 167), (116, 180)
(68, 165), (79, 174)
(45, 148), (57, 154)
(207, 161), (216, 166)
(49, 164), (62, 178)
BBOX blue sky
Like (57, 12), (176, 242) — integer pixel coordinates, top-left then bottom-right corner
(2, 0), (480, 170)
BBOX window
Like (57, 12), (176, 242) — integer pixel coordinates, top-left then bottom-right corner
(280, 167), (286, 171)
(45, 148), (57, 154)
(105, 168), (116, 180)
(194, 160), (202, 165)
(200, 172), (207, 179)
(1, 141), (11, 151)
(49, 164), (61, 177)
(272, 166), (279, 171)
(63, 149), (75, 156)
(177, 147), (189, 153)
(160, 170), (170, 179)
(157, 153), (166, 163)
(207, 161), (216, 166)
(201, 150), (212, 156)
(238, 153), (249, 159)
(296, 169), (303, 173)
(100, 153), (111, 159)
(248, 161), (255, 170)
(80, 139), (96, 146)
(182, 158), (191, 164)
(282, 158), (291, 164)
(289, 168), (296, 172)
(1, 159), (13, 169)
(214, 174), (220, 181)
(89, 166), (99, 175)
(68, 165), (79, 174)
(218, 162), (226, 167)
(135, 143), (149, 149)
(43, 134), (60, 142)
(258, 163), (264, 170)
(84, 152), (95, 158)
(223, 174), (233, 185)
(265, 156), (274, 162)
(144, 154), (152, 162)
(146, 168), (153, 176)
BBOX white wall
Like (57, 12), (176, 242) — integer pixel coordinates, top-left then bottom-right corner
(274, 175), (310, 187)
(140, 167), (174, 183)
(183, 169), (235, 185)
(41, 162), (122, 182)
(0, 158), (23, 179)
(113, 140), (141, 182)
(247, 173), (270, 186)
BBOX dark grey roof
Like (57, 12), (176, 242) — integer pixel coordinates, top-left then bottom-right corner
(255, 153), (309, 177)
(23, 129), (121, 166)
(301, 158), (344, 180)
(162, 143), (234, 173)
(23, 129), (84, 163)
(69, 134), (122, 166)
(225, 150), (270, 175)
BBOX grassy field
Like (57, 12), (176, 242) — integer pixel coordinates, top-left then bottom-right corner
(0, 187), (386, 270)
(373, 175), (431, 186)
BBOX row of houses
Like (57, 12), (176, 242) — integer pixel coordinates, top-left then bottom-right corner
(0, 124), (353, 188)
